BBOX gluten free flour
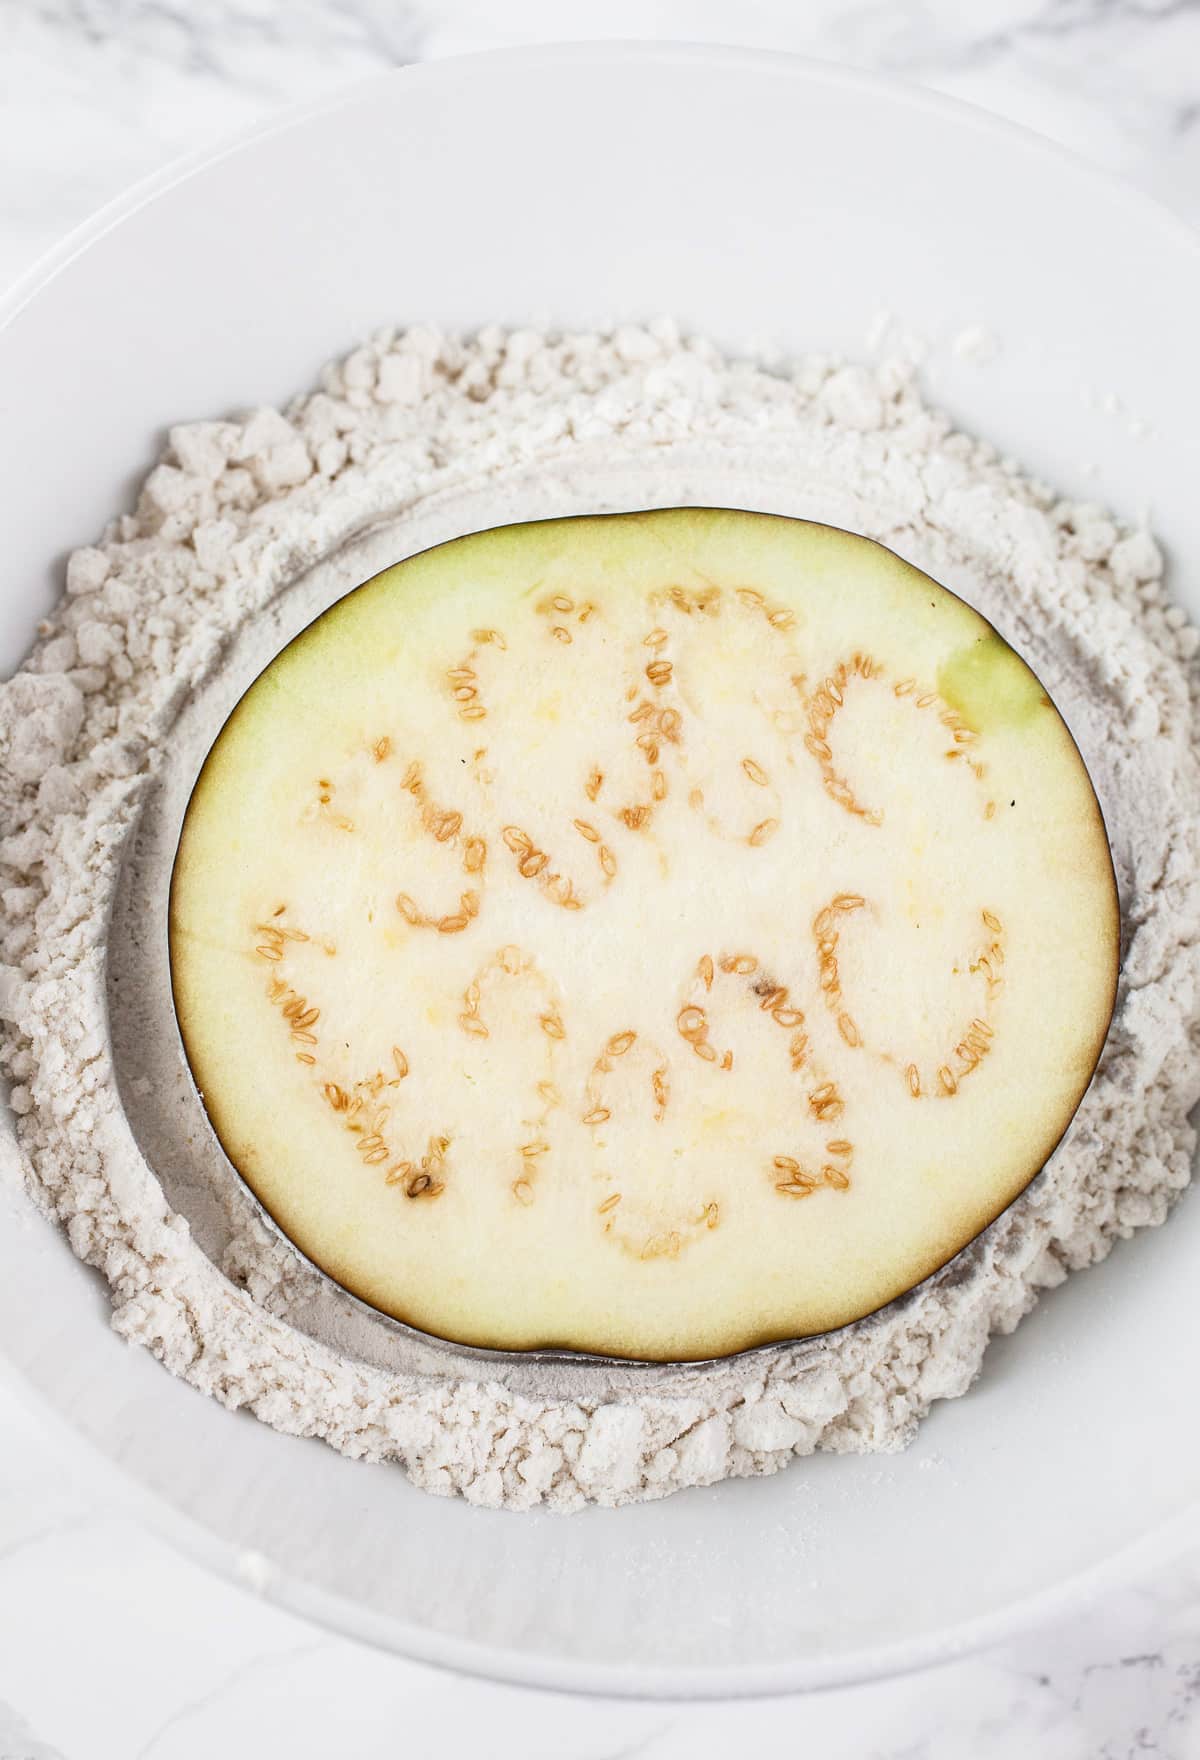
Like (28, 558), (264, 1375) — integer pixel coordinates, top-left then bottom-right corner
(1, 322), (1198, 1511)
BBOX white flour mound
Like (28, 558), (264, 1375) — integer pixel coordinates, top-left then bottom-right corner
(1, 321), (1198, 1511)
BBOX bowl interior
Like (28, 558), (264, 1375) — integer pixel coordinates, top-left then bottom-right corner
(1, 44), (1197, 1696)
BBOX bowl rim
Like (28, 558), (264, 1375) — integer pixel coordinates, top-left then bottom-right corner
(2, 36), (1197, 1702)
(2, 37), (1196, 337)
(5, 1340), (1200, 1702)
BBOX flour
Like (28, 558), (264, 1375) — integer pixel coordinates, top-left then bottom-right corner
(950, 323), (1001, 367)
(1, 320), (1198, 1511)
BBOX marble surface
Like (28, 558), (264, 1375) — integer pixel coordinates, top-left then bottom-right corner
(2, 1), (1200, 1755)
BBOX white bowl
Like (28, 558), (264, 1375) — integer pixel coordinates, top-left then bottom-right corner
(1, 43), (1198, 1699)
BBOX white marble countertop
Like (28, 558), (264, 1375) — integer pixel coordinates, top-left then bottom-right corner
(2, 3), (1200, 1755)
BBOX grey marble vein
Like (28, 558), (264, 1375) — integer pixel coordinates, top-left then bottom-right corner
(132, 1638), (331, 1760)
(0, 1699), (67, 1760)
